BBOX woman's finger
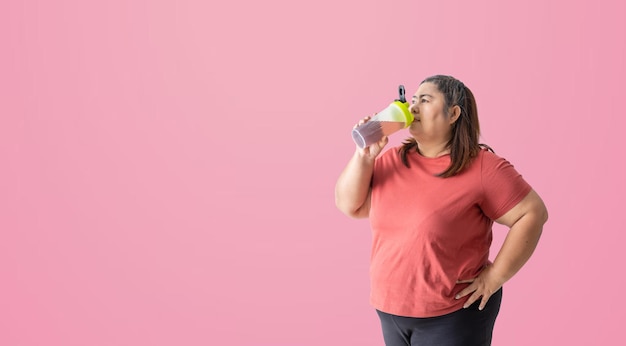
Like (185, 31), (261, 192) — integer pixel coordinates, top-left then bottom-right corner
(463, 291), (481, 309)
(353, 116), (372, 129)
(455, 283), (476, 299)
(377, 135), (388, 147)
(478, 293), (491, 311)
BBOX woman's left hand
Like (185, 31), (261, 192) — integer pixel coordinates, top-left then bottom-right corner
(455, 265), (506, 310)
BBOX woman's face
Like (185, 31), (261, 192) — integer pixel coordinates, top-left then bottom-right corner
(408, 82), (456, 144)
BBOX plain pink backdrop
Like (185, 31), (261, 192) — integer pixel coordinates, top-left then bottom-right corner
(2, 0), (625, 345)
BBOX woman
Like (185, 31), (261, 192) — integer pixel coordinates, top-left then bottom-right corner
(334, 75), (548, 346)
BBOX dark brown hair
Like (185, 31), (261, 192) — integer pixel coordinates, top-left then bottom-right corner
(399, 75), (491, 177)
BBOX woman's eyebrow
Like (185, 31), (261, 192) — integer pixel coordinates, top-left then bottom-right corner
(412, 94), (433, 99)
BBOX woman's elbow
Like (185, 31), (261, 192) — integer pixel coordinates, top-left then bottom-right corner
(335, 201), (364, 219)
(529, 190), (549, 225)
(335, 197), (369, 219)
(536, 195), (549, 224)
(540, 204), (549, 224)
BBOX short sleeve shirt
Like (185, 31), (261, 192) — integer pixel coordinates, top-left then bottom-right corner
(369, 147), (531, 317)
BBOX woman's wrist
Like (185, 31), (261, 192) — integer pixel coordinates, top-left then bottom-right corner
(354, 148), (377, 164)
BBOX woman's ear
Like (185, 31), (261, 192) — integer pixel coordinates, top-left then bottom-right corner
(449, 105), (461, 125)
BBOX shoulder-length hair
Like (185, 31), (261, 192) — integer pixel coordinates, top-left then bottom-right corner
(399, 75), (491, 177)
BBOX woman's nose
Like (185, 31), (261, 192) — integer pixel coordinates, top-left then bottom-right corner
(409, 103), (418, 114)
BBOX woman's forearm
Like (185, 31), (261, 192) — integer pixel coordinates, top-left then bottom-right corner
(334, 150), (375, 218)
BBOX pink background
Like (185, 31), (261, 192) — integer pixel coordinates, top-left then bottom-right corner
(2, 0), (625, 345)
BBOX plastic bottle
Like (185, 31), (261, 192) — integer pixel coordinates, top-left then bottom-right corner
(351, 85), (414, 149)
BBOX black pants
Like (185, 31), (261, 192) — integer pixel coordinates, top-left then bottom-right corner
(376, 288), (502, 346)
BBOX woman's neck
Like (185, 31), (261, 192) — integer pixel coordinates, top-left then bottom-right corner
(416, 142), (450, 158)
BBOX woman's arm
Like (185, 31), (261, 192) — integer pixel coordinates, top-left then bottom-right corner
(334, 149), (376, 219)
(335, 118), (388, 218)
(456, 189), (548, 309)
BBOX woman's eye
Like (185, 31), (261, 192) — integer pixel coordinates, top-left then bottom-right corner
(421, 99), (428, 103)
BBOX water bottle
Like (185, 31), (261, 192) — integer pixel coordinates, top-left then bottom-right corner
(351, 85), (414, 149)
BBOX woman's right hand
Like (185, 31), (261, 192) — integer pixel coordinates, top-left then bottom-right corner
(355, 116), (388, 160)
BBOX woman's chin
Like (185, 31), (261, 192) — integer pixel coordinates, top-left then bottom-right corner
(408, 128), (422, 139)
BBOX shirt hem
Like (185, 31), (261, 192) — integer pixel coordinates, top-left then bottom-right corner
(370, 299), (467, 318)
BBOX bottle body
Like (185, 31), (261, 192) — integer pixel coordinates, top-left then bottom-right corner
(351, 101), (412, 149)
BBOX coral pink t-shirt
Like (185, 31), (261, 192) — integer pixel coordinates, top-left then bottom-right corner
(369, 147), (531, 318)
